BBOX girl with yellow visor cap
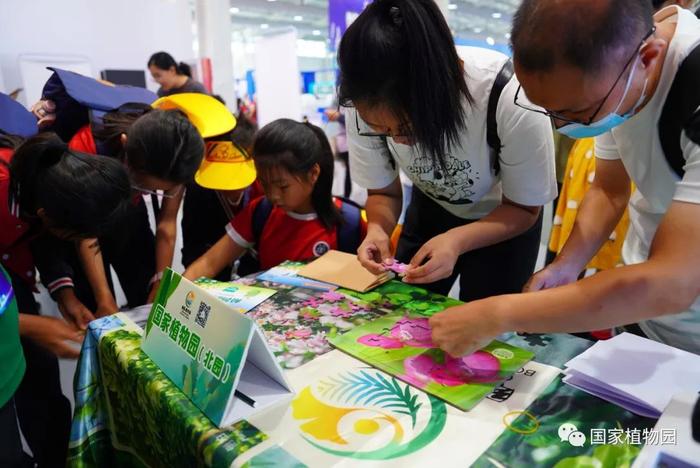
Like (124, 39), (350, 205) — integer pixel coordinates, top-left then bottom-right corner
(181, 115), (264, 281)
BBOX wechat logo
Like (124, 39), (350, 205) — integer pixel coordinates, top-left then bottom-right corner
(559, 423), (586, 447)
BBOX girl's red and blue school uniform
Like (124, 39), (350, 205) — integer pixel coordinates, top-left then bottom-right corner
(227, 197), (366, 271)
(181, 180), (264, 280)
(0, 148), (35, 290)
(0, 92), (72, 467)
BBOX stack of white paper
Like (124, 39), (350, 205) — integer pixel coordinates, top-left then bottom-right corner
(631, 392), (700, 468)
(563, 333), (700, 418)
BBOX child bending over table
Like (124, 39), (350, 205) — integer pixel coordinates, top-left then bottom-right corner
(184, 119), (366, 280)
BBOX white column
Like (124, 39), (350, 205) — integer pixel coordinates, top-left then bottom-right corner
(434, 0), (451, 22)
(195, 0), (236, 108)
(254, 28), (302, 126)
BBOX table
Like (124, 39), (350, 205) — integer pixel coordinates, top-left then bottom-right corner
(67, 277), (656, 467)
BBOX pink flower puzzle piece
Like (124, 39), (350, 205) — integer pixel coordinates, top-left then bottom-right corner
(385, 260), (409, 275)
(357, 317), (434, 349)
(403, 351), (501, 387)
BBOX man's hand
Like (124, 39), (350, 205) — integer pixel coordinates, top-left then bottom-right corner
(429, 298), (507, 357)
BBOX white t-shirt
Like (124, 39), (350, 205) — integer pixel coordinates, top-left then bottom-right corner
(595, 7), (700, 353)
(347, 46), (557, 220)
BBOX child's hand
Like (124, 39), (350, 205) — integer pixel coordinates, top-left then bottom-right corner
(357, 227), (392, 275)
(21, 315), (84, 359)
(55, 288), (96, 330)
(146, 282), (159, 304)
(403, 231), (461, 284)
(31, 99), (57, 128)
(96, 295), (119, 319)
(182, 268), (196, 281)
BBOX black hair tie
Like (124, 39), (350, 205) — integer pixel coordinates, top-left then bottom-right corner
(389, 6), (402, 26)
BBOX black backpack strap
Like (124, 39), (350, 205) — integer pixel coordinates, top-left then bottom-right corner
(659, 43), (700, 178)
(487, 59), (514, 176)
(335, 198), (363, 254)
(251, 197), (274, 245)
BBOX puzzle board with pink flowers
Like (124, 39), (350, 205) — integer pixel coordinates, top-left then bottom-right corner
(329, 314), (535, 411)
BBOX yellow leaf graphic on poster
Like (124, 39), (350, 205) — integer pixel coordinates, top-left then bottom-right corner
(291, 387), (356, 444)
(290, 369), (447, 460)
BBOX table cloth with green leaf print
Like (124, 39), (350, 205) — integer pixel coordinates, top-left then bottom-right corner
(67, 314), (272, 468)
(67, 272), (658, 467)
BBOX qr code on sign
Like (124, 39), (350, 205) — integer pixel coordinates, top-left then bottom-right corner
(195, 302), (211, 328)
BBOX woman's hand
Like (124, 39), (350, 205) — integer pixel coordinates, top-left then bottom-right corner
(402, 231), (461, 284)
(20, 315), (84, 359)
(357, 226), (393, 275)
(31, 99), (57, 128)
(523, 260), (581, 292)
(55, 288), (96, 330)
(429, 298), (507, 357)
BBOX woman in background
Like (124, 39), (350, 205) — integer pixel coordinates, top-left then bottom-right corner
(148, 51), (208, 97)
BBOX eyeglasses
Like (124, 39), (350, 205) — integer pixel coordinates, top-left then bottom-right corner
(354, 110), (412, 139)
(514, 27), (655, 126)
(131, 184), (183, 199)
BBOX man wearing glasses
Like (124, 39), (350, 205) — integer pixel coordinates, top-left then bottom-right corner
(430, 0), (700, 356)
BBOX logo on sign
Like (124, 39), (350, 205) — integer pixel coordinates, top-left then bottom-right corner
(181, 291), (195, 320)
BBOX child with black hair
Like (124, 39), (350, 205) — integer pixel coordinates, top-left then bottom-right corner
(184, 119), (366, 280)
(28, 70), (230, 324)
(1, 130), (131, 466)
(181, 115), (265, 281)
(67, 102), (204, 315)
(31, 95), (205, 322)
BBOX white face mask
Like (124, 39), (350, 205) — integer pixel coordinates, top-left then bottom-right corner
(557, 55), (649, 139)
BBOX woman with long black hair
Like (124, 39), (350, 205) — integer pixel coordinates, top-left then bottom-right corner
(342, 0), (556, 301)
(148, 51), (208, 97)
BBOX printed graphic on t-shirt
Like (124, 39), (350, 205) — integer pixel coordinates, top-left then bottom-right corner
(312, 241), (330, 257)
(405, 153), (478, 205)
